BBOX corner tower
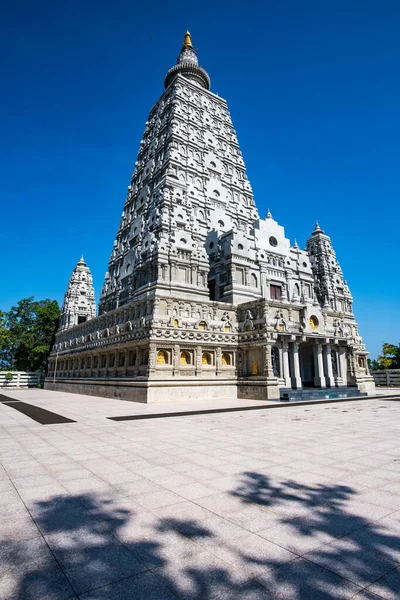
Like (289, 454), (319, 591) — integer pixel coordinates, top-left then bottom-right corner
(306, 221), (353, 313)
(59, 256), (96, 331)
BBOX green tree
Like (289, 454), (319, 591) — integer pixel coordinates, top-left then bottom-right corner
(368, 358), (382, 371)
(369, 343), (400, 371)
(0, 309), (12, 368)
(378, 343), (400, 370)
(0, 298), (60, 372)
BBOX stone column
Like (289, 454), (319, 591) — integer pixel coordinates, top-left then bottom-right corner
(291, 342), (302, 389)
(124, 348), (129, 376)
(195, 346), (202, 376)
(172, 344), (180, 375)
(114, 350), (118, 376)
(282, 342), (291, 388)
(260, 267), (267, 297)
(105, 352), (110, 376)
(170, 261), (177, 282)
(96, 352), (101, 377)
(216, 347), (222, 375)
(313, 344), (326, 388)
(338, 346), (347, 386)
(148, 343), (156, 375)
(324, 344), (334, 388)
(278, 345), (283, 379)
(263, 345), (274, 377)
(135, 348), (140, 376)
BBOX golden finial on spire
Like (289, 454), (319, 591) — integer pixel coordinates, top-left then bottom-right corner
(182, 30), (193, 49)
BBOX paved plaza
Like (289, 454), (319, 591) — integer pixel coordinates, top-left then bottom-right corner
(1, 391), (400, 599)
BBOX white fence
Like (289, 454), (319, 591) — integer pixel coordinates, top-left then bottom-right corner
(0, 371), (44, 389)
(371, 369), (400, 387)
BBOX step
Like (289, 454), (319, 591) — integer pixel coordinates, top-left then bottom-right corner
(280, 387), (367, 402)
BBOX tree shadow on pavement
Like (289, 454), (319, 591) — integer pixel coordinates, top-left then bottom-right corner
(1, 474), (399, 599)
(231, 471), (400, 599)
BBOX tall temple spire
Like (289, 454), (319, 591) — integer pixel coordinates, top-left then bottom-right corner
(164, 31), (210, 90)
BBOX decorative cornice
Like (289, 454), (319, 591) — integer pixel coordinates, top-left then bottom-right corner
(164, 62), (210, 90)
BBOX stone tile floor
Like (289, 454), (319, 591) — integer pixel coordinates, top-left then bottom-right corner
(0, 390), (400, 599)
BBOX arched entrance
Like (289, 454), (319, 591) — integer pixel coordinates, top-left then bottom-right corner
(299, 342), (315, 387)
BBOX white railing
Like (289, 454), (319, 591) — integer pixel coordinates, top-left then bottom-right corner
(371, 369), (400, 387)
(0, 371), (45, 388)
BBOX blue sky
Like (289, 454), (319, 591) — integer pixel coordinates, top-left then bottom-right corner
(1, 0), (399, 359)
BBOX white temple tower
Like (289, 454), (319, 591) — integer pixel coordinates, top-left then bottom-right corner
(59, 256), (96, 331)
(47, 32), (375, 401)
(98, 31), (258, 313)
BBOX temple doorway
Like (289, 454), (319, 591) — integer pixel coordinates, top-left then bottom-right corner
(299, 342), (315, 387)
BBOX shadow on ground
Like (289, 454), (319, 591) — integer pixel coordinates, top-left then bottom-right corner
(1, 474), (399, 599)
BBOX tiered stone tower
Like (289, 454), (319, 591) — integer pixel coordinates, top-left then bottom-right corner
(59, 256), (96, 331)
(47, 32), (374, 401)
(98, 31), (258, 313)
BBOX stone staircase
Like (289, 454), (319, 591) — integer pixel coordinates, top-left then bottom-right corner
(279, 386), (368, 402)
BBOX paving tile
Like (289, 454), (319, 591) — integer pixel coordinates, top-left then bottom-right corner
(173, 482), (218, 501)
(382, 482), (400, 496)
(257, 517), (337, 555)
(366, 566), (400, 600)
(79, 570), (177, 599)
(305, 536), (398, 586)
(357, 490), (400, 511)
(50, 542), (148, 594)
(0, 536), (56, 574)
(341, 500), (394, 523)
(153, 548), (258, 599)
(194, 492), (245, 516)
(56, 469), (96, 483)
(351, 591), (388, 599)
(212, 578), (276, 599)
(340, 522), (400, 563)
(12, 474), (59, 490)
(97, 470), (142, 486)
(225, 506), (284, 533)
(62, 478), (110, 494)
(256, 557), (361, 599)
(134, 489), (184, 510)
(17, 483), (70, 505)
(0, 559), (77, 600)
(0, 489), (23, 506)
(1, 516), (42, 542)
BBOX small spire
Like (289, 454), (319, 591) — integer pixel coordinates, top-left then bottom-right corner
(293, 238), (299, 249)
(266, 208), (272, 219)
(312, 220), (325, 235)
(182, 30), (193, 50)
(77, 255), (86, 266)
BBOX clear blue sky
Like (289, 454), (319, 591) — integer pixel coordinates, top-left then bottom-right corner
(1, 0), (399, 359)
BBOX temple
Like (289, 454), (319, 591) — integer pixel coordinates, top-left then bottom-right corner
(46, 32), (375, 402)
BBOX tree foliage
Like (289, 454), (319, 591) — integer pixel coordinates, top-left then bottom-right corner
(0, 297), (60, 372)
(368, 343), (400, 371)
